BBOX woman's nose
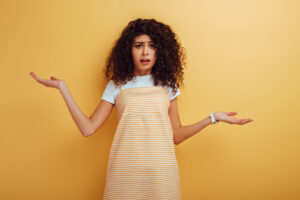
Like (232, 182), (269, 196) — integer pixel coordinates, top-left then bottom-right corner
(142, 46), (149, 55)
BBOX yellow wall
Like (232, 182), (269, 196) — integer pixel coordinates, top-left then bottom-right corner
(1, 0), (299, 199)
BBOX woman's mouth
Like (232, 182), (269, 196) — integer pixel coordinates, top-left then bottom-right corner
(140, 59), (151, 65)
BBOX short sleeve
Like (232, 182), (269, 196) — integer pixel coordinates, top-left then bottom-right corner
(101, 80), (119, 104)
(166, 84), (181, 101)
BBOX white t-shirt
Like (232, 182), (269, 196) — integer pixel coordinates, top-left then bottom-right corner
(101, 74), (181, 104)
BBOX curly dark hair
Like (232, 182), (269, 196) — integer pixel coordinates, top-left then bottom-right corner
(103, 18), (186, 95)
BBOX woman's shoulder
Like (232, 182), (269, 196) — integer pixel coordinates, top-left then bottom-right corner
(100, 79), (120, 104)
(106, 79), (118, 88)
(162, 83), (181, 100)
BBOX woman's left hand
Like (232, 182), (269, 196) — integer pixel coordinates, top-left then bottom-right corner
(214, 111), (253, 125)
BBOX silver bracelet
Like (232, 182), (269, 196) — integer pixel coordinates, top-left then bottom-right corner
(209, 112), (219, 124)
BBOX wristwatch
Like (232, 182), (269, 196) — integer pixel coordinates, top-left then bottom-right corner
(209, 112), (219, 124)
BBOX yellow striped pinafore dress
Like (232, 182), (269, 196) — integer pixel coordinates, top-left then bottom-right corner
(103, 85), (181, 199)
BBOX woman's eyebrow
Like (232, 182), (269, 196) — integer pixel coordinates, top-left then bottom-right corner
(134, 41), (154, 44)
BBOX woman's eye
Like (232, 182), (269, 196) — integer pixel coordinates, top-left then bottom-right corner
(134, 44), (155, 48)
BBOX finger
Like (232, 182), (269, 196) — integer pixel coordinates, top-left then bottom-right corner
(227, 112), (238, 116)
(36, 78), (47, 84)
(228, 118), (240, 124)
(30, 72), (44, 82)
(228, 118), (253, 125)
(235, 118), (249, 124)
(33, 75), (49, 84)
(30, 73), (41, 81)
(241, 119), (253, 124)
(29, 72), (37, 79)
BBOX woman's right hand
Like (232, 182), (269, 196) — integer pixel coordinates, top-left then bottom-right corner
(29, 72), (65, 90)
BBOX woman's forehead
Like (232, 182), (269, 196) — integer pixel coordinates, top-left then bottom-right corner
(133, 34), (153, 43)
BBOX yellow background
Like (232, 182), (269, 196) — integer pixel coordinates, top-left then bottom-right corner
(1, 0), (299, 199)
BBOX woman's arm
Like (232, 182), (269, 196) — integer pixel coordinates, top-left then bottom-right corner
(168, 98), (253, 145)
(60, 83), (114, 137)
(30, 72), (114, 137)
(168, 98), (211, 145)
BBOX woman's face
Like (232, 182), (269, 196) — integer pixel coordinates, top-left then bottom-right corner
(131, 34), (157, 76)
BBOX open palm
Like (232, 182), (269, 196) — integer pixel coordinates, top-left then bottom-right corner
(215, 111), (253, 125)
(29, 72), (64, 89)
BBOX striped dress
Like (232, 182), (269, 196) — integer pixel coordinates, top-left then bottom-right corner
(103, 85), (181, 199)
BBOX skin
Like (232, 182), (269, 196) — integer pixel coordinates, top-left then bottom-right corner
(29, 34), (253, 144)
(131, 34), (157, 76)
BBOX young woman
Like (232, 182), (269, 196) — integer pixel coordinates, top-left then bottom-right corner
(30, 18), (253, 199)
